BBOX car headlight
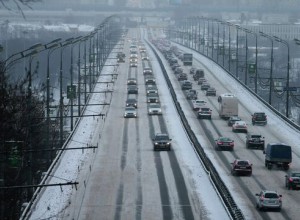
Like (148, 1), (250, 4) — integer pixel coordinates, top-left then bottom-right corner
(166, 142), (170, 145)
(154, 142), (158, 145)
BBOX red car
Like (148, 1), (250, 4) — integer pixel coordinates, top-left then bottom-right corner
(231, 159), (252, 176)
(215, 137), (234, 151)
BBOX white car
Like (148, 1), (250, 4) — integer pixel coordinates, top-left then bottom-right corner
(192, 100), (207, 111)
(232, 121), (247, 133)
(124, 107), (137, 118)
(256, 190), (282, 211)
(148, 103), (162, 115)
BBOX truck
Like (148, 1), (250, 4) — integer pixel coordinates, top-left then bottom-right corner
(218, 93), (238, 119)
(183, 53), (193, 66)
(264, 143), (292, 170)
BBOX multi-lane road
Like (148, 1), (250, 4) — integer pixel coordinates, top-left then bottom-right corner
(34, 26), (300, 220)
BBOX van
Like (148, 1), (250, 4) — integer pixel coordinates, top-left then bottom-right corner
(264, 143), (292, 170)
(218, 93), (238, 119)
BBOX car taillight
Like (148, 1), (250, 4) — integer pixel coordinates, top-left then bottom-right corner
(289, 177), (294, 182)
(230, 142), (234, 146)
(260, 195), (264, 201)
(218, 141), (223, 145)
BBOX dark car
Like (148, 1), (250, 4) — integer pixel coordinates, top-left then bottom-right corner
(145, 76), (156, 85)
(178, 73), (188, 81)
(285, 171), (300, 190)
(206, 87), (216, 96)
(197, 77), (207, 85)
(190, 67), (196, 74)
(231, 159), (252, 176)
(127, 85), (138, 94)
(147, 93), (159, 103)
(215, 137), (234, 151)
(152, 133), (172, 151)
(201, 83), (210, 91)
(126, 98), (137, 108)
(252, 112), (267, 125)
(246, 133), (265, 150)
(174, 67), (183, 74)
(227, 116), (241, 126)
(181, 80), (193, 90)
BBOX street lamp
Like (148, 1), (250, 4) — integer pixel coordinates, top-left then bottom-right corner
(274, 36), (290, 118)
(245, 29), (258, 93)
(259, 31), (274, 105)
(235, 25), (240, 78)
(59, 37), (74, 147)
(45, 38), (62, 163)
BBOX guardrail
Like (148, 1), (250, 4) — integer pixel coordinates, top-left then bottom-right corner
(146, 41), (245, 220)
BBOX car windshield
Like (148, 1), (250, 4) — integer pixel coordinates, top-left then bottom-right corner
(264, 193), (279, 199)
(125, 107), (135, 111)
(150, 104), (160, 108)
(155, 135), (169, 140)
(200, 108), (210, 111)
(219, 137), (231, 142)
(251, 135), (261, 138)
(127, 99), (136, 103)
(237, 161), (249, 166)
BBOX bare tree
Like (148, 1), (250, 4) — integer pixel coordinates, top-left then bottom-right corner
(0, 0), (41, 18)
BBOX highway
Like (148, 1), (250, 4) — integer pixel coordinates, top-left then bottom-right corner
(148, 28), (300, 220)
(61, 29), (229, 220)
(28, 26), (300, 220)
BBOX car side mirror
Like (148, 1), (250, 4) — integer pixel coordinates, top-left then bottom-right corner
(279, 195), (282, 197)
(255, 193), (259, 196)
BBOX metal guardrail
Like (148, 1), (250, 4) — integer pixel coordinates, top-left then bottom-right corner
(146, 41), (245, 220)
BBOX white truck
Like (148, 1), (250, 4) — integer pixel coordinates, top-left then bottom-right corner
(218, 93), (238, 119)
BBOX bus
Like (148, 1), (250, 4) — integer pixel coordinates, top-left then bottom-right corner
(218, 93), (238, 119)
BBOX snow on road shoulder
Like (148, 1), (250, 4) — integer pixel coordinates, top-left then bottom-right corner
(29, 62), (116, 220)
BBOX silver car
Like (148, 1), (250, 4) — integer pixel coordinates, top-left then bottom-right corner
(255, 190), (282, 211)
(148, 103), (162, 115)
(124, 107), (137, 118)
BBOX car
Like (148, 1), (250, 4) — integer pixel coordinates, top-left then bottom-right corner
(201, 83), (210, 91)
(127, 78), (137, 85)
(198, 107), (212, 119)
(198, 78), (207, 85)
(126, 98), (137, 108)
(148, 103), (162, 115)
(147, 93), (159, 103)
(192, 100), (207, 111)
(186, 89), (198, 100)
(285, 171), (300, 190)
(146, 85), (158, 94)
(255, 190), (282, 211)
(181, 80), (193, 90)
(193, 69), (204, 81)
(143, 67), (153, 75)
(215, 137), (234, 151)
(174, 67), (183, 75)
(127, 85), (138, 94)
(190, 67), (196, 74)
(124, 107), (137, 118)
(145, 76), (156, 85)
(246, 133), (265, 150)
(231, 159), (252, 176)
(232, 121), (247, 133)
(252, 112), (267, 125)
(152, 133), (172, 151)
(227, 116), (241, 126)
(177, 73), (188, 81)
(141, 55), (149, 61)
(171, 63), (180, 71)
(206, 87), (216, 96)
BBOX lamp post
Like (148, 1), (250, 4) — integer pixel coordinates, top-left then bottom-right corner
(77, 36), (89, 117)
(226, 22), (232, 72)
(274, 36), (290, 118)
(245, 29), (258, 93)
(45, 38), (61, 163)
(69, 36), (82, 131)
(59, 37), (74, 147)
(235, 25), (239, 78)
(259, 31), (274, 105)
